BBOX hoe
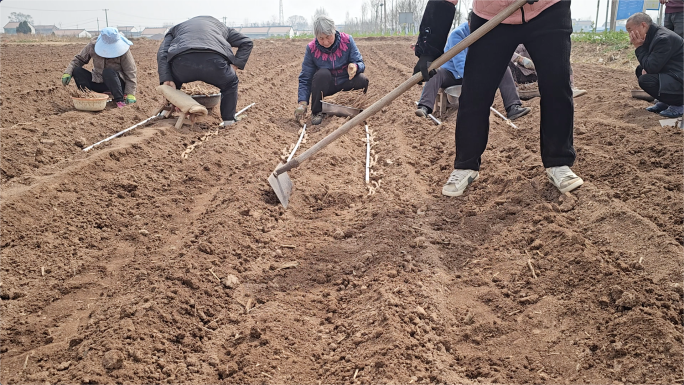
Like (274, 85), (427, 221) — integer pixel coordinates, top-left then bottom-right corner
(269, 0), (529, 208)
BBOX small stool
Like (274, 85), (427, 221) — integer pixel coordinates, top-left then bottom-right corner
(434, 86), (461, 118)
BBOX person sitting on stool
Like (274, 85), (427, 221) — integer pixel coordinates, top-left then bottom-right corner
(415, 12), (530, 121)
(627, 12), (684, 118)
(62, 27), (137, 108)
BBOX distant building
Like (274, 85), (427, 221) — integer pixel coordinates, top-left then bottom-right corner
(234, 26), (293, 39)
(34, 25), (59, 35)
(141, 27), (169, 40)
(572, 19), (594, 32)
(117, 26), (141, 38)
(54, 29), (92, 38)
(4, 21), (35, 35)
(88, 30), (101, 37)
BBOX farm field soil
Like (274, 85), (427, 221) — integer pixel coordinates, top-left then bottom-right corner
(1, 37), (682, 384)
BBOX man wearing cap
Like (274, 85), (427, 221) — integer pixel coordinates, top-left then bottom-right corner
(62, 27), (137, 108)
(157, 16), (253, 127)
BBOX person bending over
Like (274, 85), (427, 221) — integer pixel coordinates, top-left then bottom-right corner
(157, 16), (253, 127)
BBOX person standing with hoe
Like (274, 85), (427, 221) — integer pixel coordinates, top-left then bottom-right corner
(440, 0), (584, 197)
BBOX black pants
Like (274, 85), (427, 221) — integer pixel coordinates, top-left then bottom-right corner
(169, 52), (239, 121)
(454, 0), (575, 170)
(72, 67), (126, 102)
(637, 69), (684, 106)
(311, 69), (369, 114)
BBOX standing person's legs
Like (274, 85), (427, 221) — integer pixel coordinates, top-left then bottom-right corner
(310, 69), (334, 115)
(498, 67), (522, 111)
(664, 12), (684, 38)
(418, 68), (459, 113)
(522, 0), (575, 168)
(101, 68), (126, 102)
(453, 17), (519, 171)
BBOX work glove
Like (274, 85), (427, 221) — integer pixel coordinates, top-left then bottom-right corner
(61, 73), (71, 86)
(413, 55), (436, 83)
(294, 101), (307, 121)
(521, 57), (535, 70)
(125, 94), (137, 104)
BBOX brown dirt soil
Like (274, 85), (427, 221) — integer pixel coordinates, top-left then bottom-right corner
(1, 38), (682, 384)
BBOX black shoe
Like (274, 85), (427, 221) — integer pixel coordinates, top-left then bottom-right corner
(311, 113), (324, 125)
(646, 101), (668, 113)
(415, 106), (429, 117)
(506, 104), (531, 121)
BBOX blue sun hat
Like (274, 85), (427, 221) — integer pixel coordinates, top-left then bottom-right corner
(94, 27), (133, 58)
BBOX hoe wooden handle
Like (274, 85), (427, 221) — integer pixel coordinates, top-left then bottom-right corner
(275, 0), (528, 176)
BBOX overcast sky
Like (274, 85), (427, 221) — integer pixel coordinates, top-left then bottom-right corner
(0, 0), (659, 31)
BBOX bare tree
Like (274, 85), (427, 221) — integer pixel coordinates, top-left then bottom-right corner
(9, 12), (34, 25)
(287, 15), (309, 31)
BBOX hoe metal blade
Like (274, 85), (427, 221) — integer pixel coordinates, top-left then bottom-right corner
(268, 165), (293, 208)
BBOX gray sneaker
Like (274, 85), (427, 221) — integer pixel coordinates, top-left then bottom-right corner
(506, 104), (530, 121)
(311, 113), (324, 125)
(219, 120), (235, 128)
(546, 166), (583, 193)
(442, 169), (479, 197)
(415, 106), (429, 118)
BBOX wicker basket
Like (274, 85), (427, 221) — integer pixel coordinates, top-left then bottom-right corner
(72, 93), (109, 111)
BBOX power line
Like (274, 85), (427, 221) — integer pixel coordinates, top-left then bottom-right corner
(1, 5), (100, 12)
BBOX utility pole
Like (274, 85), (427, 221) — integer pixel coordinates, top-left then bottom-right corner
(97, 17), (100, 31)
(279, 0), (284, 25)
(594, 0), (600, 32)
(383, 2), (387, 35)
(603, 0), (609, 32)
(103, 9), (109, 27)
(609, 0), (618, 31)
(222, 17), (227, 26)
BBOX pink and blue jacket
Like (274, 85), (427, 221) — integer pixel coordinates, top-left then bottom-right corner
(298, 31), (365, 103)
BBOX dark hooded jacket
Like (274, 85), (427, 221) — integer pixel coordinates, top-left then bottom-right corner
(414, 0), (456, 59)
(157, 16), (253, 84)
(635, 24), (684, 95)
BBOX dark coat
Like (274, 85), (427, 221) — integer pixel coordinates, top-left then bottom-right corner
(414, 0), (456, 59)
(157, 16), (253, 84)
(635, 24), (684, 95)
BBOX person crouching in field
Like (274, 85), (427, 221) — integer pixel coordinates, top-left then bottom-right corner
(62, 27), (137, 108)
(415, 12), (531, 122)
(627, 12), (684, 118)
(295, 16), (369, 125)
(157, 16), (253, 128)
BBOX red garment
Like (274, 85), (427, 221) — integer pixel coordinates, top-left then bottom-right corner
(665, 0), (684, 14)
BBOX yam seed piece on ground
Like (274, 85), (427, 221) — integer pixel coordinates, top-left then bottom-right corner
(222, 274), (240, 289)
(103, 350), (124, 370)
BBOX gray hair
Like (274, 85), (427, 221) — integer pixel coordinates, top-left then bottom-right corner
(627, 12), (653, 26)
(313, 16), (336, 36)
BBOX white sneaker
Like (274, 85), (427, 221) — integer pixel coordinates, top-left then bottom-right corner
(546, 166), (583, 193)
(219, 120), (235, 128)
(442, 169), (479, 197)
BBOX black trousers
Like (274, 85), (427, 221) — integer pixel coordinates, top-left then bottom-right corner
(170, 52), (239, 121)
(637, 69), (684, 106)
(454, 0), (575, 170)
(72, 67), (126, 102)
(311, 69), (369, 114)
